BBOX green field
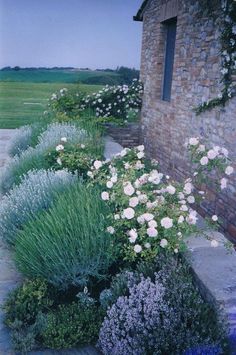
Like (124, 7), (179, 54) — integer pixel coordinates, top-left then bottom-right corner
(0, 81), (102, 129)
(0, 69), (118, 83)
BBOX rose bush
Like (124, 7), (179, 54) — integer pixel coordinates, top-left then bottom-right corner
(87, 138), (233, 262)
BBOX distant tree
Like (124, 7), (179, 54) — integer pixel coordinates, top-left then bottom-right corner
(116, 66), (140, 85)
(1, 66), (11, 71)
(13, 66), (21, 71)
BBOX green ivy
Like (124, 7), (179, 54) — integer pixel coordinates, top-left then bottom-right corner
(195, 0), (236, 114)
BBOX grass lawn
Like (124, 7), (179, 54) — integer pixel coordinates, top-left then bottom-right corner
(0, 82), (102, 129)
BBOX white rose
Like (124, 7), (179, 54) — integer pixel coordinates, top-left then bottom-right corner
(225, 166), (234, 176)
(178, 216), (184, 224)
(137, 145), (145, 152)
(160, 239), (168, 248)
(128, 229), (138, 243)
(212, 215), (218, 222)
(197, 144), (205, 152)
(61, 137), (67, 142)
(221, 147), (228, 157)
(56, 144), (64, 152)
(186, 211), (198, 225)
(111, 175), (118, 183)
(94, 160), (102, 170)
(137, 215), (145, 224)
(207, 149), (218, 160)
(120, 148), (128, 157)
(123, 183), (135, 196)
(148, 220), (157, 228)
(106, 181), (113, 189)
(114, 214), (120, 220)
(143, 213), (154, 222)
(101, 191), (109, 201)
(147, 227), (158, 237)
(187, 196), (195, 204)
(107, 226), (115, 234)
(138, 194), (148, 203)
(137, 151), (145, 159)
(134, 244), (142, 253)
(200, 156), (209, 166)
(129, 197), (139, 208)
(183, 182), (193, 195)
(220, 178), (227, 190)
(166, 185), (176, 195)
(189, 137), (199, 146)
(123, 208), (135, 220)
(56, 158), (62, 166)
(144, 242), (151, 249)
(211, 240), (219, 248)
(161, 217), (173, 229)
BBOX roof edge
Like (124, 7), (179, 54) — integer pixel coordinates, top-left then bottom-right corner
(133, 0), (149, 21)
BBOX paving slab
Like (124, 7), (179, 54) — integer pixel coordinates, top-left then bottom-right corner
(104, 135), (123, 160)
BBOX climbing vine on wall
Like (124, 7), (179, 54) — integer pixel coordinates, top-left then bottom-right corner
(195, 0), (236, 115)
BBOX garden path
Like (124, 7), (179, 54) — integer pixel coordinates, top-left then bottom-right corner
(0, 129), (22, 354)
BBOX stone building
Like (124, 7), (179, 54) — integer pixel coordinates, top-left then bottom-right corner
(134, 0), (236, 241)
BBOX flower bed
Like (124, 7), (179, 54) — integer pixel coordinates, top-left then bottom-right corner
(0, 100), (234, 353)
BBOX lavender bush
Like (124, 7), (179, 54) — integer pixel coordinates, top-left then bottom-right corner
(8, 126), (33, 157)
(98, 257), (228, 354)
(0, 169), (76, 244)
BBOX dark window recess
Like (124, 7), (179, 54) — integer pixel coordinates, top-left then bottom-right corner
(162, 18), (177, 102)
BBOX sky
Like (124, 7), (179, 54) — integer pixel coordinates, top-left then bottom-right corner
(0, 0), (143, 69)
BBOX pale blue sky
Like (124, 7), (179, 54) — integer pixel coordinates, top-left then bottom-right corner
(0, 0), (143, 69)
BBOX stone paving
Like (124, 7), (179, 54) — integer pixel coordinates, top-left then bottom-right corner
(0, 129), (22, 354)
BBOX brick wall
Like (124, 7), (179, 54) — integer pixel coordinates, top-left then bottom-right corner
(140, 0), (236, 241)
(104, 123), (141, 148)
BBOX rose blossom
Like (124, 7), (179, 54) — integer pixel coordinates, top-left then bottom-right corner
(111, 175), (118, 183)
(212, 215), (218, 222)
(200, 156), (209, 166)
(148, 220), (157, 228)
(187, 195), (195, 204)
(189, 137), (199, 146)
(129, 197), (139, 208)
(220, 178), (227, 190)
(123, 208), (135, 220)
(161, 217), (173, 229)
(178, 215), (184, 224)
(225, 166), (234, 175)
(144, 242), (151, 249)
(137, 145), (145, 151)
(134, 244), (142, 253)
(107, 226), (115, 234)
(94, 160), (102, 170)
(143, 213), (154, 222)
(56, 144), (64, 152)
(123, 183), (135, 196)
(101, 191), (109, 201)
(160, 239), (168, 248)
(114, 214), (120, 220)
(106, 181), (113, 189)
(61, 137), (67, 142)
(137, 151), (145, 159)
(56, 158), (62, 166)
(147, 227), (158, 237)
(207, 149), (218, 160)
(128, 229), (138, 243)
(211, 240), (219, 248)
(166, 185), (176, 195)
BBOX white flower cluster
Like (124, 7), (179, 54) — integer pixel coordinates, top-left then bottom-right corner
(187, 137), (234, 190)
(79, 79), (143, 119)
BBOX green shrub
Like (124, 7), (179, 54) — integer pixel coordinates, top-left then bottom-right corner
(42, 302), (103, 349)
(15, 183), (117, 289)
(4, 279), (54, 327)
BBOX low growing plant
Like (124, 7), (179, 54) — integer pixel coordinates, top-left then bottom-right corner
(41, 302), (103, 349)
(15, 182), (117, 289)
(8, 125), (33, 157)
(98, 256), (228, 354)
(0, 169), (76, 245)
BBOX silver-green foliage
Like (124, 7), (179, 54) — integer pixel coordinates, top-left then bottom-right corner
(8, 126), (33, 157)
(0, 169), (76, 244)
(15, 183), (116, 289)
(0, 123), (86, 194)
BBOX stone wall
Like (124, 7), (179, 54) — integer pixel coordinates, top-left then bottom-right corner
(104, 123), (141, 148)
(140, 0), (236, 242)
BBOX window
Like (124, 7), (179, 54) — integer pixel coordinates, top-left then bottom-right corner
(162, 18), (177, 102)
